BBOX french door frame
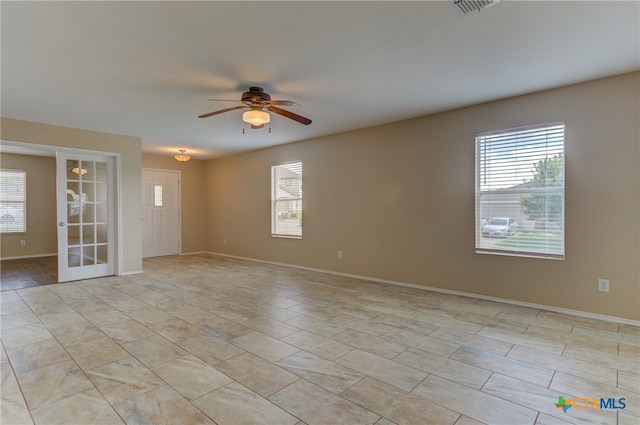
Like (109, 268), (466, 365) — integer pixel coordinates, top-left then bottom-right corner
(0, 140), (122, 280)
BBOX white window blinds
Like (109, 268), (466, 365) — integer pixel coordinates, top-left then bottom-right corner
(475, 123), (565, 259)
(271, 162), (302, 238)
(0, 169), (27, 234)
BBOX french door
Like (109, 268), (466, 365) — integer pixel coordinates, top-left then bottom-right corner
(56, 152), (115, 282)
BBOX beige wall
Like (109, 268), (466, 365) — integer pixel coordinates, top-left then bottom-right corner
(142, 154), (207, 254)
(0, 118), (143, 274)
(205, 72), (640, 320)
(0, 154), (57, 258)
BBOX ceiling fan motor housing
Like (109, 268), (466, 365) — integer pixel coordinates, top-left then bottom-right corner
(242, 87), (271, 105)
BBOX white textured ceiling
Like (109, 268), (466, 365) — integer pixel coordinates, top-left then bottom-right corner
(1, 1), (638, 159)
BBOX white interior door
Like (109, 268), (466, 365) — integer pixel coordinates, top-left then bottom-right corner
(57, 153), (115, 282)
(142, 169), (180, 258)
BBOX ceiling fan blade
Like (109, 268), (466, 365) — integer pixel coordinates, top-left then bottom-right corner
(269, 100), (300, 107)
(208, 99), (242, 102)
(267, 105), (312, 125)
(198, 105), (247, 118)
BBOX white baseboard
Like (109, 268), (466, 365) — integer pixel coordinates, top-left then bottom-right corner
(202, 251), (640, 327)
(120, 270), (144, 276)
(0, 253), (57, 261)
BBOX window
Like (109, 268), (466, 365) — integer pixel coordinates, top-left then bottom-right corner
(475, 122), (564, 259)
(271, 161), (302, 238)
(0, 169), (26, 233)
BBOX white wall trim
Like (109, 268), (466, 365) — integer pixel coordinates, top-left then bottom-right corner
(120, 270), (144, 276)
(0, 253), (57, 261)
(204, 251), (640, 327)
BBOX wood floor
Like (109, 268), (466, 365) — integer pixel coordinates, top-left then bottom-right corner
(1, 254), (638, 425)
(0, 256), (57, 291)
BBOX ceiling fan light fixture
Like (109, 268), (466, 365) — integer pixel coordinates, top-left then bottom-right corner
(72, 167), (87, 175)
(174, 149), (191, 163)
(242, 109), (270, 126)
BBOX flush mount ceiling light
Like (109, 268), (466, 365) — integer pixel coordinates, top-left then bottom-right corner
(242, 109), (271, 127)
(453, 0), (500, 14)
(71, 161), (87, 175)
(174, 149), (191, 163)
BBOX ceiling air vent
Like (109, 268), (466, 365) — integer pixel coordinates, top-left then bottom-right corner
(453, 0), (500, 15)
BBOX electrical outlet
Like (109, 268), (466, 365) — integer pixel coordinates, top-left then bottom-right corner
(20, 240), (26, 246)
(598, 278), (610, 293)
(337, 250), (343, 260)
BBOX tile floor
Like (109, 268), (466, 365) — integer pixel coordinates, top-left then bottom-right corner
(1, 254), (638, 425)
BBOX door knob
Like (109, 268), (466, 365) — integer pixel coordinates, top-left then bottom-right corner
(59, 222), (66, 227)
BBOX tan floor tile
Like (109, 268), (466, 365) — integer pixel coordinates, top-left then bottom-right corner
(477, 326), (565, 355)
(413, 374), (538, 425)
(196, 315), (252, 341)
(382, 327), (461, 357)
(1, 323), (54, 349)
(231, 331), (299, 363)
(332, 329), (406, 359)
(284, 315), (345, 338)
(336, 349), (426, 392)
(282, 330), (353, 361)
(17, 360), (94, 410)
(49, 322), (105, 347)
(31, 388), (124, 425)
(372, 313), (440, 336)
(114, 385), (214, 425)
(450, 345), (554, 387)
(37, 307), (88, 329)
(341, 376), (459, 425)
(215, 352), (298, 397)
(619, 342), (640, 359)
(101, 319), (156, 344)
(269, 379), (380, 425)
(534, 413), (572, 425)
(123, 306), (174, 325)
(414, 311), (484, 333)
(177, 333), (245, 365)
(193, 382), (299, 425)
(395, 347), (491, 389)
(550, 372), (639, 418)
(85, 357), (164, 404)
(1, 391), (34, 425)
(561, 344), (639, 374)
(1, 311), (40, 331)
(121, 333), (188, 368)
(620, 411), (640, 425)
(6, 339), (70, 374)
(455, 415), (487, 425)
(329, 314), (394, 336)
(80, 307), (131, 327)
(508, 345), (618, 387)
(3, 255), (637, 425)
(619, 369), (640, 394)
(276, 350), (364, 394)
(526, 324), (619, 354)
(0, 299), (33, 316)
(152, 354), (233, 400)
(430, 326), (513, 356)
(483, 373), (614, 425)
(1, 360), (20, 395)
(238, 315), (300, 339)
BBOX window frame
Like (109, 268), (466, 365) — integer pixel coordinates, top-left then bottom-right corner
(0, 168), (27, 234)
(475, 122), (565, 259)
(271, 161), (303, 239)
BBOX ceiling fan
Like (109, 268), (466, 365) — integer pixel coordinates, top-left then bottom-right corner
(198, 87), (312, 129)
